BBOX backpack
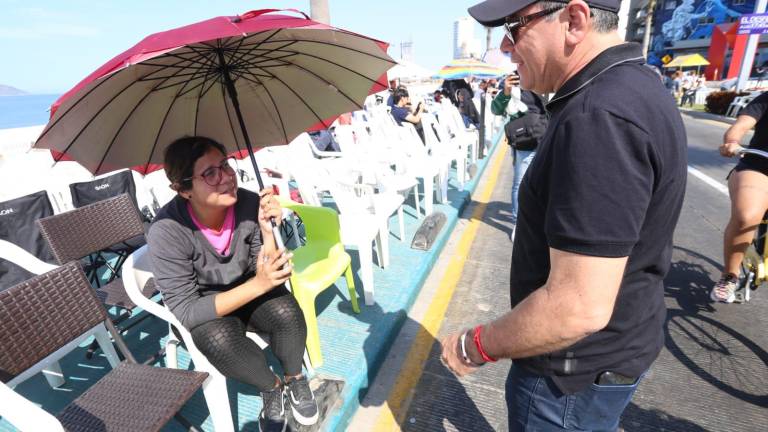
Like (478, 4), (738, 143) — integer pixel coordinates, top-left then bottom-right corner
(504, 91), (549, 152)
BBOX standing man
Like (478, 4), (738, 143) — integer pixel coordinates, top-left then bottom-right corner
(441, 1), (687, 431)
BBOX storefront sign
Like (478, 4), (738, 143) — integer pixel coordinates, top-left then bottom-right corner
(738, 13), (768, 35)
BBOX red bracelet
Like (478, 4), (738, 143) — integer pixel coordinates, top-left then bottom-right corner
(473, 325), (497, 363)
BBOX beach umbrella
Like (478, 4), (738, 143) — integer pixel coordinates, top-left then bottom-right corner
(436, 58), (505, 80)
(33, 9), (395, 191)
(662, 53), (710, 74)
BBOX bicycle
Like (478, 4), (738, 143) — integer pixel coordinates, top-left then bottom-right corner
(733, 147), (768, 303)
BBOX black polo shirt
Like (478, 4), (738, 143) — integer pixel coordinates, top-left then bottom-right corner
(511, 43), (687, 394)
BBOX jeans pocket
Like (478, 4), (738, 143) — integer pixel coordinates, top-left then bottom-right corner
(565, 379), (641, 430)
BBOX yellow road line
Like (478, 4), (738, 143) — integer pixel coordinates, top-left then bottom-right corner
(372, 144), (509, 431)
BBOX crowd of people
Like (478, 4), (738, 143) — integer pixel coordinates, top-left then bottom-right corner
(663, 69), (707, 107)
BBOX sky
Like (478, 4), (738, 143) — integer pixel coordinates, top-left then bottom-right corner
(0, 0), (507, 94)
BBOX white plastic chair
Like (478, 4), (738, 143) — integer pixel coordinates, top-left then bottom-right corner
(122, 245), (314, 432)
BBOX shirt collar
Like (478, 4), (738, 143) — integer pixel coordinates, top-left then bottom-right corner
(547, 43), (646, 109)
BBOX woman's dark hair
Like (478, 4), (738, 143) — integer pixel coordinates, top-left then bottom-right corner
(164, 136), (227, 192)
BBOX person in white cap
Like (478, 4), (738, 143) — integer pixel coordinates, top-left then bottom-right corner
(440, 1), (687, 430)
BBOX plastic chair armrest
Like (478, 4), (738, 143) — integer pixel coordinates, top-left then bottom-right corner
(0, 239), (57, 275)
(0, 382), (63, 432)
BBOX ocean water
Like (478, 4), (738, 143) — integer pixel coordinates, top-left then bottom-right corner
(0, 94), (60, 129)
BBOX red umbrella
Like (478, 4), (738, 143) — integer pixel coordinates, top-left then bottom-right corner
(34, 9), (394, 191)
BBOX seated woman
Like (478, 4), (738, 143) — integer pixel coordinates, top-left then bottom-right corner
(147, 136), (318, 431)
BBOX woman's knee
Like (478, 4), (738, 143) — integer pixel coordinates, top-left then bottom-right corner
(191, 318), (245, 357)
(731, 206), (767, 230)
(253, 295), (307, 334)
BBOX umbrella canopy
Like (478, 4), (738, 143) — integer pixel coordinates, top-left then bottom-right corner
(436, 58), (505, 80)
(387, 58), (433, 81)
(34, 9), (395, 178)
(663, 53), (710, 68)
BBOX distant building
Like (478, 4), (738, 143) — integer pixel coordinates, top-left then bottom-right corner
(625, 0), (768, 78)
(453, 17), (482, 59)
(400, 40), (414, 63)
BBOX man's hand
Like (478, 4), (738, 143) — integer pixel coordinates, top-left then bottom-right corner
(440, 332), (480, 377)
(503, 74), (520, 96)
(719, 141), (742, 157)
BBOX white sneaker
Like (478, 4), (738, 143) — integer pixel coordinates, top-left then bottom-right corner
(710, 274), (738, 303)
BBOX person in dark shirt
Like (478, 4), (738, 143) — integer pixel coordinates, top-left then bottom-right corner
(442, 1), (687, 431)
(457, 87), (480, 128)
(390, 87), (426, 142)
(710, 92), (768, 302)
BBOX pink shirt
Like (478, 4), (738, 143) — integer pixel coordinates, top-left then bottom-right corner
(187, 203), (235, 256)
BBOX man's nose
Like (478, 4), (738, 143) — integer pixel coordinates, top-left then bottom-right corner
(500, 36), (516, 59)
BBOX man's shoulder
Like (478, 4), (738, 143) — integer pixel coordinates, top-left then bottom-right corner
(570, 63), (681, 134)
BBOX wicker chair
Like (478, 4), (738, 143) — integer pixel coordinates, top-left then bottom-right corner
(0, 261), (208, 432)
(37, 193), (156, 314)
(37, 193), (158, 359)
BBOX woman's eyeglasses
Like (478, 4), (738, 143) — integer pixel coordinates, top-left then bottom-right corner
(184, 157), (237, 186)
(504, 5), (566, 44)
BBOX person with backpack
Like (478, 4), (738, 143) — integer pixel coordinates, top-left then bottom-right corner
(491, 72), (548, 238)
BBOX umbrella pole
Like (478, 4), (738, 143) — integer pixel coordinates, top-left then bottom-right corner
(218, 51), (289, 254)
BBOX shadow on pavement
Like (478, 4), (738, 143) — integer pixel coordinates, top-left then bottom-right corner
(664, 246), (719, 314)
(664, 310), (768, 407)
(621, 402), (708, 431)
(350, 302), (494, 431)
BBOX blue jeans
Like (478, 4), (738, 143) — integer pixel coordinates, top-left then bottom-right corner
(511, 149), (535, 223)
(505, 364), (641, 431)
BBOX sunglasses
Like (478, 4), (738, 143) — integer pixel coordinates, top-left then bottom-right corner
(504, 5), (566, 44)
(183, 157), (237, 186)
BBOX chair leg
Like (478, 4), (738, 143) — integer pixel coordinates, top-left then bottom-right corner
(397, 206), (405, 242)
(201, 373), (235, 432)
(424, 175), (434, 215)
(166, 323), (179, 369)
(303, 349), (315, 378)
(294, 292), (324, 368)
(377, 223), (390, 268)
(344, 265), (361, 313)
(42, 362), (65, 388)
(93, 325), (121, 368)
(413, 185), (421, 218)
(358, 242), (376, 306)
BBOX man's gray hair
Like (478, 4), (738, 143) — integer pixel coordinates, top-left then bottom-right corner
(539, 1), (619, 33)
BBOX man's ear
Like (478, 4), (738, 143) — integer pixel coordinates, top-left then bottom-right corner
(564, 0), (591, 46)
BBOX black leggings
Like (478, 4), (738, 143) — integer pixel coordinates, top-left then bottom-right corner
(190, 286), (307, 391)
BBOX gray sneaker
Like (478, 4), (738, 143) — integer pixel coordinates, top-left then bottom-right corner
(710, 274), (738, 303)
(259, 385), (287, 432)
(285, 375), (319, 426)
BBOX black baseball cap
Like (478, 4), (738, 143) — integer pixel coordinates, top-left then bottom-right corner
(468, 0), (622, 27)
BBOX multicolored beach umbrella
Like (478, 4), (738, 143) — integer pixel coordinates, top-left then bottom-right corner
(436, 58), (505, 80)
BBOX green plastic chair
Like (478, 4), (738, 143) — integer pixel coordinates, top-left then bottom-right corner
(278, 197), (361, 367)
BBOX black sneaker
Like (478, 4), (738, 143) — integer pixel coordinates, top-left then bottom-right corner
(259, 385), (287, 432)
(285, 375), (319, 426)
